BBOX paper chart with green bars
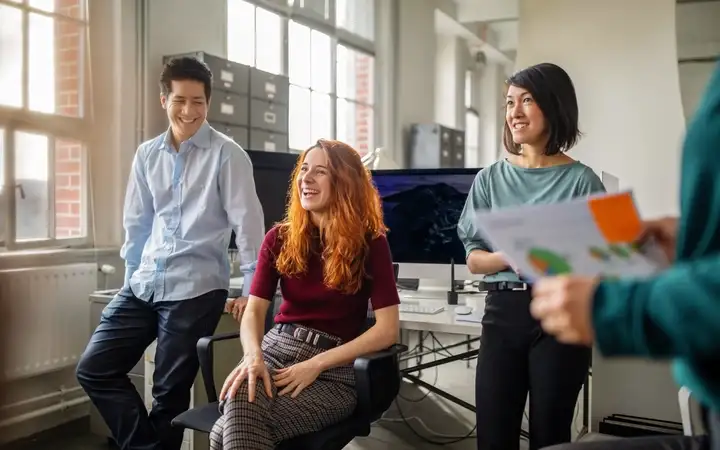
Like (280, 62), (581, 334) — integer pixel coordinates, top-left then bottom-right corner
(473, 191), (668, 281)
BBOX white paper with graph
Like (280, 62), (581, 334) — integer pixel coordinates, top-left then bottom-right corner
(473, 191), (669, 282)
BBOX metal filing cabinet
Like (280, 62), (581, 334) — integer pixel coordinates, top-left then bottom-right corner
(164, 52), (250, 96)
(209, 92), (249, 127)
(249, 99), (288, 135)
(408, 123), (455, 169)
(250, 129), (288, 153)
(452, 129), (466, 168)
(250, 68), (289, 105)
(209, 122), (249, 149)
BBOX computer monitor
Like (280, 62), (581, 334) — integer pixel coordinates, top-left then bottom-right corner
(229, 150), (298, 250)
(371, 168), (482, 282)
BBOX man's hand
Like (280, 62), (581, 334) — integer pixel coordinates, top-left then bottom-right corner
(273, 359), (323, 398)
(225, 297), (248, 322)
(638, 217), (679, 262)
(530, 275), (599, 346)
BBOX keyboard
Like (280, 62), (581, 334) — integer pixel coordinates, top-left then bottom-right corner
(398, 303), (445, 315)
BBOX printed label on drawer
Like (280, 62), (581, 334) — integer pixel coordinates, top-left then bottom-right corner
(263, 111), (276, 124)
(221, 70), (234, 83)
(221, 103), (234, 115)
(265, 82), (277, 94)
(264, 140), (276, 152)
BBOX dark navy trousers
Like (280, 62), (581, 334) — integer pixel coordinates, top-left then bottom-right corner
(76, 288), (227, 450)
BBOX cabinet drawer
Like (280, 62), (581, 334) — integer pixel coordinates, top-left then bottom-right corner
(210, 122), (249, 148)
(208, 92), (249, 127)
(164, 52), (250, 95)
(250, 68), (289, 104)
(249, 99), (288, 134)
(249, 129), (288, 152)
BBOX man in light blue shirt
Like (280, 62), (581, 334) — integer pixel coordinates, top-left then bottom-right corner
(76, 56), (264, 450)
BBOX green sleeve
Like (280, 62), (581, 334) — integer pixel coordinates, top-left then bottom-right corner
(592, 254), (720, 359)
(457, 172), (491, 258)
(577, 167), (607, 196)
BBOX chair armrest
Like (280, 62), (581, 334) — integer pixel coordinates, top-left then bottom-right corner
(353, 343), (408, 421)
(197, 331), (241, 403)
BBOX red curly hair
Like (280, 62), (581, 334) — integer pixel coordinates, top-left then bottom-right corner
(275, 139), (387, 294)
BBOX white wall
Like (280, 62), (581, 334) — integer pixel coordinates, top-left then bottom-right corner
(516, 0), (686, 428)
(677, 1), (720, 121)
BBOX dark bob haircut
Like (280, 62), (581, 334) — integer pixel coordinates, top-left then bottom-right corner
(160, 56), (213, 102)
(503, 62), (580, 156)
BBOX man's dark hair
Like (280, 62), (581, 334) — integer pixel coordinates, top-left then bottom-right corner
(502, 62), (581, 156)
(159, 56), (213, 101)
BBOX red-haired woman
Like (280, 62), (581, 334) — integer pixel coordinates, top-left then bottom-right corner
(209, 139), (401, 450)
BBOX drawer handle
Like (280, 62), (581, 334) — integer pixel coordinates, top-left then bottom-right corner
(263, 112), (276, 124)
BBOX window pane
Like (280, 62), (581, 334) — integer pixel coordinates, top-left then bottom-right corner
(15, 132), (49, 241)
(255, 7), (283, 75)
(336, 0), (374, 41)
(337, 45), (374, 104)
(288, 20), (311, 88)
(28, 14), (84, 117)
(297, 0), (330, 21)
(311, 92), (331, 141)
(310, 30), (332, 93)
(54, 137), (85, 238)
(289, 86), (311, 150)
(227, 0), (255, 66)
(0, 5), (22, 108)
(30, 0), (85, 20)
(465, 70), (473, 108)
(337, 99), (373, 156)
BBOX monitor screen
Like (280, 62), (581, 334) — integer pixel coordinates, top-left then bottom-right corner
(371, 168), (479, 265)
(229, 150), (298, 250)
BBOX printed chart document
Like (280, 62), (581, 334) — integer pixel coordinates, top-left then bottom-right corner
(474, 191), (668, 282)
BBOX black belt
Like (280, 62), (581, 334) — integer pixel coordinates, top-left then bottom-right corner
(275, 324), (340, 350)
(484, 281), (528, 292)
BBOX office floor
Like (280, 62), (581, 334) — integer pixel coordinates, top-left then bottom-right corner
(4, 332), (590, 450)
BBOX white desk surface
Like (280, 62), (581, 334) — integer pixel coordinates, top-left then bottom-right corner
(229, 278), (485, 337)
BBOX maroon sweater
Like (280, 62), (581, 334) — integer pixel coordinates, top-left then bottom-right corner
(249, 226), (400, 343)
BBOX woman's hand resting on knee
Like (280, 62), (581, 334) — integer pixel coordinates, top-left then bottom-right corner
(219, 351), (273, 403)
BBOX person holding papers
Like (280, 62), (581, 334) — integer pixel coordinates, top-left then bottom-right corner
(530, 65), (720, 449)
(457, 63), (606, 450)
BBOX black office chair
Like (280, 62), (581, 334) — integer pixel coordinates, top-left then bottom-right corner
(171, 316), (407, 449)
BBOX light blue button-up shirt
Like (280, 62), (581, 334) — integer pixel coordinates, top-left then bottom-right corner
(120, 121), (265, 302)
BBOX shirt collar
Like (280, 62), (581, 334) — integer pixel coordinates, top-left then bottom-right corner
(159, 121), (212, 152)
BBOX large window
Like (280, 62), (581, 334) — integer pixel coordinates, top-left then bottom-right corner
(227, 0), (376, 155)
(0, 0), (91, 250)
(465, 70), (480, 167)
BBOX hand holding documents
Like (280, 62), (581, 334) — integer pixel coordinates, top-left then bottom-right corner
(474, 191), (669, 282)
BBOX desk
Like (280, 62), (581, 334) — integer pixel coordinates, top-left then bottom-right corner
(396, 289), (484, 414)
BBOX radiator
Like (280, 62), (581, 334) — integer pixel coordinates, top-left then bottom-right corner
(0, 263), (97, 381)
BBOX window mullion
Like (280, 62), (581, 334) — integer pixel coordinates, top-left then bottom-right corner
(330, 38), (337, 139)
(5, 128), (17, 250)
(21, 7), (29, 112)
(47, 137), (56, 240)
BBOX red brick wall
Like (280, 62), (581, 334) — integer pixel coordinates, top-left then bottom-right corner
(54, 0), (83, 238)
(354, 54), (371, 156)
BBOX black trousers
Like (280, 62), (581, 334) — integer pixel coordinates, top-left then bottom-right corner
(475, 290), (591, 450)
(544, 408), (720, 450)
(76, 289), (227, 450)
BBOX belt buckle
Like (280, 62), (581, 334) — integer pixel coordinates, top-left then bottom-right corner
(293, 327), (308, 342)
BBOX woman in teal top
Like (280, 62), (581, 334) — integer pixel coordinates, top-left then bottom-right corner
(457, 63), (606, 450)
(531, 66), (720, 449)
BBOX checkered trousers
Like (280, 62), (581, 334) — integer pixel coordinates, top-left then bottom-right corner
(209, 325), (357, 450)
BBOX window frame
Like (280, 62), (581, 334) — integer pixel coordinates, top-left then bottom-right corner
(226, 0), (376, 152)
(0, 0), (93, 252)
